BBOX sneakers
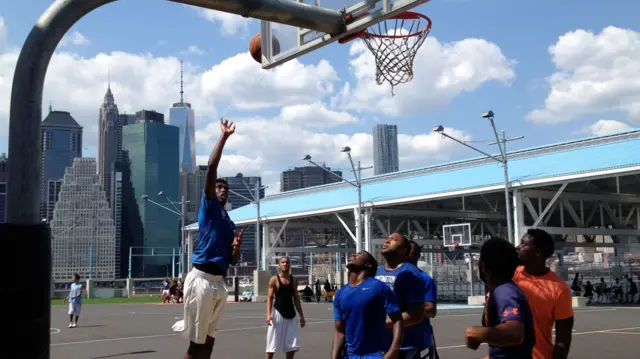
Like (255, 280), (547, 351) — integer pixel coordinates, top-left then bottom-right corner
(69, 323), (73, 328)
(69, 322), (77, 328)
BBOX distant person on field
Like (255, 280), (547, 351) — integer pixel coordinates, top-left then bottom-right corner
(514, 229), (574, 359)
(314, 279), (322, 302)
(583, 281), (594, 304)
(466, 237), (535, 359)
(162, 277), (171, 303)
(63, 273), (84, 328)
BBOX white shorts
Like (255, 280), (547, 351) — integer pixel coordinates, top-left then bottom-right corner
(162, 289), (170, 297)
(68, 303), (81, 316)
(172, 268), (228, 344)
(266, 309), (299, 353)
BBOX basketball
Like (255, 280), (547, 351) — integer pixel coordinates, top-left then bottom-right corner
(249, 33), (281, 64)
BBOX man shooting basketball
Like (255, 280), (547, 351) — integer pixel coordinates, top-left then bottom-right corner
(172, 119), (243, 359)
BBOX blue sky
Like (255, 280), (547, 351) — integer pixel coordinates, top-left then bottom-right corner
(0, 0), (638, 191)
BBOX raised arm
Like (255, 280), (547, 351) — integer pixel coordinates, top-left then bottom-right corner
(291, 277), (306, 327)
(204, 119), (235, 200)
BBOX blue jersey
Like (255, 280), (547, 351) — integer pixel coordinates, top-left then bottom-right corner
(486, 282), (535, 359)
(162, 280), (170, 290)
(190, 191), (236, 273)
(69, 283), (83, 304)
(419, 270), (437, 349)
(333, 277), (400, 356)
(375, 263), (427, 350)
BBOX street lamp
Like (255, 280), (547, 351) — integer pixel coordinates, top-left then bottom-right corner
(302, 150), (371, 252)
(433, 111), (523, 244)
(141, 193), (189, 278)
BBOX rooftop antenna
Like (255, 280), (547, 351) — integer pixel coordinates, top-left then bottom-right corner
(180, 60), (184, 105)
(108, 68), (111, 90)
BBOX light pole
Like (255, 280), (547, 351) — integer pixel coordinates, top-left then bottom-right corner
(432, 111), (523, 244)
(226, 179), (265, 271)
(302, 147), (371, 252)
(141, 193), (189, 278)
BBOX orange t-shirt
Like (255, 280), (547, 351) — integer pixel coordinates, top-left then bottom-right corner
(512, 266), (574, 359)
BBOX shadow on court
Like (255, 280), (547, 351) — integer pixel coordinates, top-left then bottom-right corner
(50, 302), (640, 359)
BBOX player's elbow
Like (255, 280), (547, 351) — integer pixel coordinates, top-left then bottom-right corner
(510, 321), (525, 345)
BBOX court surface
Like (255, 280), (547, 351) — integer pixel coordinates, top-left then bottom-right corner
(51, 302), (640, 358)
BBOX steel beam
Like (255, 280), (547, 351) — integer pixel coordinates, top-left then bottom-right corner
(373, 208), (506, 220)
(532, 183), (568, 227)
(266, 221), (343, 230)
(523, 189), (640, 204)
(512, 190), (525, 246)
(335, 213), (357, 245)
(268, 247), (356, 253)
(524, 226), (640, 236)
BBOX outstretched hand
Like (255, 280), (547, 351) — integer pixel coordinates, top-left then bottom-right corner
(220, 118), (236, 137)
(233, 229), (244, 247)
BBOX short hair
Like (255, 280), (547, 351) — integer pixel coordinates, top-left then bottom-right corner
(363, 251), (379, 277)
(216, 178), (228, 187)
(408, 240), (422, 264)
(396, 233), (411, 255)
(73, 273), (80, 280)
(479, 237), (519, 283)
(526, 228), (554, 258)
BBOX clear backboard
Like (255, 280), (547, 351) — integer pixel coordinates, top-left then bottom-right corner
(443, 223), (472, 248)
(259, 0), (431, 69)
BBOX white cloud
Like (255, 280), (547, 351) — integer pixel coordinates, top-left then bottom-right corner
(200, 53), (339, 111)
(0, 16), (6, 49)
(529, 26), (640, 124)
(194, 115), (470, 183)
(60, 31), (90, 47)
(334, 36), (516, 116)
(198, 9), (252, 36)
(186, 45), (204, 56)
(583, 119), (633, 136)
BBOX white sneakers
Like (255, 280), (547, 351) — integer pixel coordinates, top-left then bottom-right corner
(68, 322), (77, 328)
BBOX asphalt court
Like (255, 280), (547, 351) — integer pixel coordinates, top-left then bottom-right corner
(50, 303), (640, 359)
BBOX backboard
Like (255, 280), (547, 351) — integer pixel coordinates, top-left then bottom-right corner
(442, 223), (472, 248)
(259, 0), (430, 69)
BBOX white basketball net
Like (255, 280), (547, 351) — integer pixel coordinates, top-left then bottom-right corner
(360, 14), (432, 95)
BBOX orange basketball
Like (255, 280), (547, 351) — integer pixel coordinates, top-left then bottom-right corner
(249, 33), (281, 64)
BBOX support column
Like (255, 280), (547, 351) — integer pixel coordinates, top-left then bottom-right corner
(512, 190), (525, 247)
(363, 208), (372, 253)
(354, 207), (362, 253)
(261, 223), (270, 271)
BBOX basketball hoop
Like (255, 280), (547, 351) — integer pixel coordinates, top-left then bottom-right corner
(447, 242), (459, 252)
(342, 11), (432, 96)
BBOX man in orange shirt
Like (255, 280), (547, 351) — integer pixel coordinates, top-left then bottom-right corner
(514, 229), (574, 359)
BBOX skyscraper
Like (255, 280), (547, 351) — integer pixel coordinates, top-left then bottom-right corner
(169, 62), (196, 173)
(225, 173), (264, 267)
(280, 166), (343, 192)
(98, 82), (120, 207)
(0, 153), (7, 223)
(373, 124), (399, 175)
(41, 109), (83, 220)
(123, 114), (180, 277)
(51, 158), (116, 280)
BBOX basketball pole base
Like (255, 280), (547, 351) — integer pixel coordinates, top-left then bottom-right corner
(0, 223), (51, 359)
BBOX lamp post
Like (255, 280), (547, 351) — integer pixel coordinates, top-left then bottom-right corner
(141, 193), (189, 278)
(226, 180), (265, 271)
(302, 148), (371, 252)
(432, 111), (523, 244)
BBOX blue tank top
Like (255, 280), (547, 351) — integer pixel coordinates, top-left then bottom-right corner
(190, 192), (236, 273)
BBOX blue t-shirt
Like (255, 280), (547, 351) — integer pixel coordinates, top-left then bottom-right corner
(190, 191), (236, 273)
(69, 283), (83, 304)
(162, 280), (170, 290)
(486, 282), (535, 359)
(420, 270), (437, 349)
(375, 263), (427, 350)
(333, 277), (401, 356)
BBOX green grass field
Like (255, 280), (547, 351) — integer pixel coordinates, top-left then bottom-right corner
(51, 296), (163, 305)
